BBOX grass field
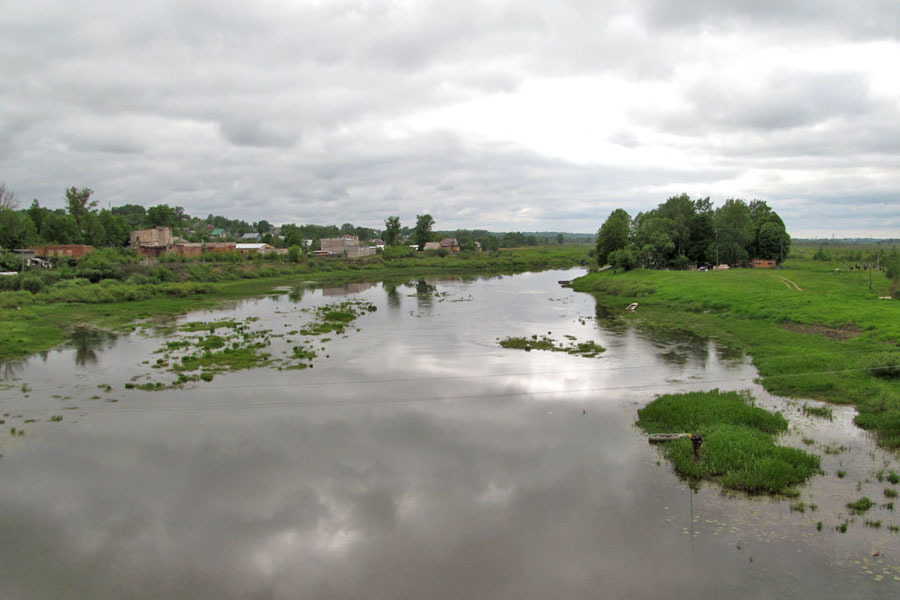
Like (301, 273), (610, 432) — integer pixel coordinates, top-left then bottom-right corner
(573, 256), (900, 448)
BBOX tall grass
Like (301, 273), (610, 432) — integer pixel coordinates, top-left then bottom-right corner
(637, 390), (820, 495)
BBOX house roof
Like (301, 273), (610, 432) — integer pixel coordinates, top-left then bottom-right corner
(440, 238), (459, 247)
(236, 243), (271, 250)
(240, 232), (261, 239)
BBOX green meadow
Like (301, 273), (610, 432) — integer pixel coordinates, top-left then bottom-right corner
(573, 256), (900, 448)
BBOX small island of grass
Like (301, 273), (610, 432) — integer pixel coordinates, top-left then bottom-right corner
(499, 335), (605, 357)
(637, 389), (820, 496)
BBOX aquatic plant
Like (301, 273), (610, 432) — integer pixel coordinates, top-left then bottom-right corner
(847, 497), (874, 514)
(499, 335), (606, 357)
(802, 404), (834, 420)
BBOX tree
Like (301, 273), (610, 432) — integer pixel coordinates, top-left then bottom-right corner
(656, 194), (695, 257)
(340, 222), (355, 235)
(883, 246), (900, 280)
(81, 212), (107, 246)
(0, 208), (38, 249)
(41, 211), (81, 244)
(634, 216), (676, 269)
(27, 200), (47, 233)
(686, 199), (715, 266)
(384, 216), (402, 246)
(98, 210), (131, 247)
(281, 224), (305, 248)
(0, 182), (18, 210)
(608, 246), (638, 271)
(111, 204), (146, 228)
(596, 209), (631, 266)
(256, 220), (272, 234)
(757, 221), (791, 263)
(65, 187), (97, 229)
(714, 198), (753, 266)
(146, 204), (178, 228)
(413, 214), (434, 251)
(748, 200), (790, 262)
(556, 233), (564, 245)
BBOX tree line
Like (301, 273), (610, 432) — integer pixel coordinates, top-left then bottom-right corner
(596, 194), (791, 270)
(1, 182), (586, 258)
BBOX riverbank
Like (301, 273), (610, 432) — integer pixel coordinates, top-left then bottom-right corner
(0, 245), (591, 362)
(572, 259), (900, 448)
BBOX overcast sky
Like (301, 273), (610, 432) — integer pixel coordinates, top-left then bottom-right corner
(2, 0), (899, 236)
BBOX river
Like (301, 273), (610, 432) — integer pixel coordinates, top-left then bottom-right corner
(1, 268), (898, 599)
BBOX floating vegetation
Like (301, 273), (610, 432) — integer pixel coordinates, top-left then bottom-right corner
(637, 390), (820, 496)
(48, 415), (62, 422)
(299, 301), (377, 336)
(836, 521), (849, 533)
(133, 300), (377, 388)
(837, 470), (847, 478)
(179, 319), (241, 333)
(802, 404), (834, 420)
(865, 519), (882, 529)
(499, 335), (606, 358)
(801, 436), (815, 445)
(823, 444), (847, 455)
(885, 488), (899, 499)
(848, 497), (874, 514)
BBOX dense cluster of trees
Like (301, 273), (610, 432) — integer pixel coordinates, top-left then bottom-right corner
(596, 195), (791, 270)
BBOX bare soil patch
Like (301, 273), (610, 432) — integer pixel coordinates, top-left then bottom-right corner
(780, 321), (862, 340)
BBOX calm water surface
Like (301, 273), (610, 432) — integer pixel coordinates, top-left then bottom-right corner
(1, 269), (898, 599)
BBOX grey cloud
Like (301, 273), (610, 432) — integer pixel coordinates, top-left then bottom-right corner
(647, 70), (871, 135)
(637, 0), (900, 40)
(0, 1), (898, 236)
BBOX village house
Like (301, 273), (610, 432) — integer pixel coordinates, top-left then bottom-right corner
(440, 238), (460, 253)
(236, 243), (273, 256)
(422, 238), (460, 253)
(752, 258), (777, 268)
(130, 226), (175, 258)
(240, 232), (262, 241)
(130, 226), (173, 248)
(319, 235), (376, 259)
(30, 244), (94, 260)
(203, 242), (237, 254)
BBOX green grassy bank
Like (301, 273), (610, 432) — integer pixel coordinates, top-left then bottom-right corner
(0, 245), (591, 363)
(573, 259), (900, 448)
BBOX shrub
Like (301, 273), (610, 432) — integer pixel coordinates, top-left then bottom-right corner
(20, 275), (44, 294)
(287, 245), (303, 263)
(382, 245), (416, 260)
